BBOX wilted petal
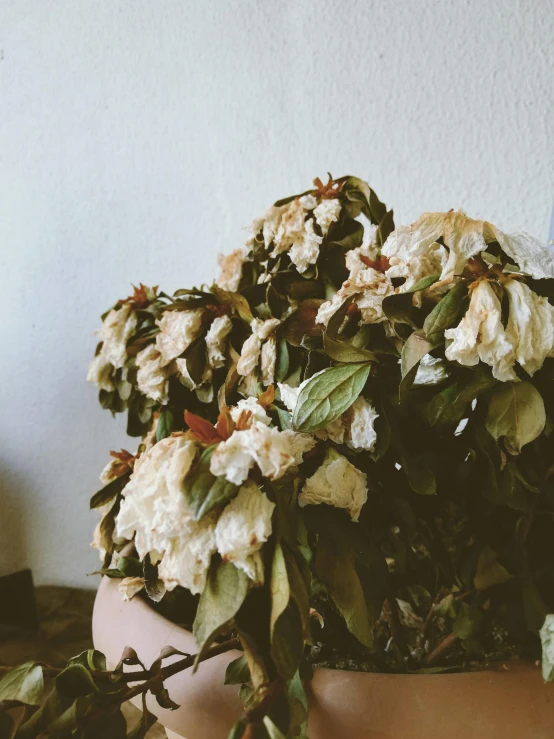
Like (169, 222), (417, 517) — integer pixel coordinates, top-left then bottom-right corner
(289, 218), (323, 273)
(155, 309), (204, 366)
(217, 248), (248, 292)
(347, 396), (378, 451)
(445, 280), (517, 381)
(136, 344), (171, 404)
(87, 353), (115, 391)
(99, 304), (137, 369)
(299, 448), (368, 521)
(206, 314), (233, 369)
(313, 198), (342, 235)
(215, 481), (275, 585)
(505, 279), (554, 376)
(118, 577), (145, 601)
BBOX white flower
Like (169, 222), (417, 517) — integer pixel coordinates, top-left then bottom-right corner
(260, 337), (277, 385)
(87, 354), (115, 391)
(445, 280), (517, 381)
(382, 211), (554, 281)
(136, 344), (171, 404)
(237, 318), (281, 378)
(214, 481), (275, 584)
(299, 194), (318, 210)
(210, 421), (316, 486)
(277, 382), (300, 412)
(386, 244), (448, 307)
(157, 516), (217, 595)
(87, 304), (137, 389)
(272, 199), (308, 254)
(316, 245), (394, 326)
(347, 396), (379, 452)
(504, 279), (554, 376)
(313, 198), (341, 235)
(155, 309), (204, 366)
(116, 436), (216, 595)
(231, 396), (271, 426)
(289, 218), (323, 273)
(412, 354), (449, 387)
(118, 577), (145, 601)
(206, 314), (233, 369)
(217, 248), (247, 292)
(299, 448), (368, 522)
(100, 304), (137, 369)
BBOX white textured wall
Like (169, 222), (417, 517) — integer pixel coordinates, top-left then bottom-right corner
(1, 0), (553, 586)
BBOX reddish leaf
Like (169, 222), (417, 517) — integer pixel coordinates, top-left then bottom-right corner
(184, 411), (222, 445)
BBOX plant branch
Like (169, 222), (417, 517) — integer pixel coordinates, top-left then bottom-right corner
(425, 632), (457, 664)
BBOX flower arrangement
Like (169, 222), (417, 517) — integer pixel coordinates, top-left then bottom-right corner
(4, 175), (554, 738)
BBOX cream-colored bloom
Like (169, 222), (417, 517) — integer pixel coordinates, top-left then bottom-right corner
(289, 218), (323, 273)
(313, 198), (341, 235)
(116, 436), (216, 595)
(412, 354), (449, 387)
(316, 245), (394, 326)
(230, 396), (271, 426)
(206, 314), (233, 369)
(272, 199), (308, 254)
(382, 211), (554, 281)
(155, 309), (204, 366)
(237, 318), (281, 378)
(217, 248), (247, 292)
(100, 304), (137, 369)
(277, 382), (300, 412)
(347, 396), (379, 452)
(87, 304), (137, 389)
(136, 344), (171, 404)
(215, 481), (275, 584)
(504, 279), (554, 376)
(260, 337), (277, 385)
(210, 421), (315, 486)
(299, 448), (368, 522)
(87, 353), (115, 391)
(445, 280), (517, 381)
(118, 577), (145, 601)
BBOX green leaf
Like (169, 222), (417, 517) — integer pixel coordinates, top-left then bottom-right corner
(89, 474), (128, 510)
(473, 546), (513, 591)
(270, 541), (290, 636)
(406, 274), (441, 293)
(263, 716), (287, 739)
(271, 601), (304, 679)
(193, 559), (249, 666)
(427, 366), (496, 427)
(401, 452), (437, 496)
(399, 332), (435, 401)
(323, 335), (376, 363)
(453, 602), (483, 641)
(292, 362), (371, 433)
(156, 408), (174, 442)
(227, 720), (248, 739)
(68, 650), (107, 672)
(485, 381), (546, 453)
(423, 281), (467, 343)
(184, 447), (239, 521)
(314, 538), (373, 647)
(326, 218), (364, 251)
(0, 663), (43, 705)
(224, 656), (251, 686)
(275, 338), (290, 383)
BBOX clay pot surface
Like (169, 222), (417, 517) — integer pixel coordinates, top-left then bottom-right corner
(93, 575), (554, 739)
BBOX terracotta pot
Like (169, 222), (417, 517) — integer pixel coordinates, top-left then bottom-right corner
(93, 574), (554, 739)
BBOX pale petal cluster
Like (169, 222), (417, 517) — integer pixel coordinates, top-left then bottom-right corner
(504, 279), (554, 376)
(299, 448), (368, 521)
(116, 435), (217, 595)
(445, 278), (554, 381)
(254, 195), (330, 274)
(445, 280), (516, 381)
(205, 314), (233, 369)
(214, 481), (275, 584)
(412, 354), (449, 387)
(136, 344), (172, 404)
(210, 419), (316, 486)
(237, 317), (281, 384)
(216, 247), (248, 292)
(382, 210), (554, 281)
(87, 304), (137, 390)
(313, 198), (342, 235)
(155, 309), (204, 366)
(230, 397), (272, 426)
(316, 244), (395, 326)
